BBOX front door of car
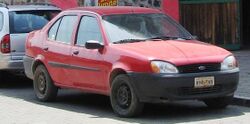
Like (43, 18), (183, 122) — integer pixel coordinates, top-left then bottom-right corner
(45, 15), (78, 85)
(70, 15), (106, 91)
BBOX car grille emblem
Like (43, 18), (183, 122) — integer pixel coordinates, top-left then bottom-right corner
(198, 66), (206, 71)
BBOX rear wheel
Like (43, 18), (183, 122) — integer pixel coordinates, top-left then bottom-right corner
(203, 96), (233, 109)
(33, 65), (58, 102)
(110, 74), (144, 117)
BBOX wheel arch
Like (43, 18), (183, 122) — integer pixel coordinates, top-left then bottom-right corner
(32, 60), (45, 74)
(109, 68), (127, 87)
(32, 55), (46, 74)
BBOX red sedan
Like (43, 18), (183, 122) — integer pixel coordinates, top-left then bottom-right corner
(24, 7), (239, 117)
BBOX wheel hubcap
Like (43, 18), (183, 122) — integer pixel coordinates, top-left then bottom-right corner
(37, 73), (46, 94)
(116, 84), (131, 109)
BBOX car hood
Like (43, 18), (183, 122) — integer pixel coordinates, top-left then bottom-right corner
(112, 40), (232, 66)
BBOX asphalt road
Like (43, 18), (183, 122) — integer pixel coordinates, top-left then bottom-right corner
(0, 75), (250, 124)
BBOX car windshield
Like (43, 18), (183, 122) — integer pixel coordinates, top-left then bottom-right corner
(102, 13), (193, 43)
(9, 10), (60, 33)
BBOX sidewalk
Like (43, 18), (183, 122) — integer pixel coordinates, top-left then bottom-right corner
(232, 50), (250, 106)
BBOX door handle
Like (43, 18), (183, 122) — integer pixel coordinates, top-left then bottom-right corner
(72, 50), (79, 55)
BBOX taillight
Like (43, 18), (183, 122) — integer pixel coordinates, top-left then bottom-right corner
(0, 34), (10, 53)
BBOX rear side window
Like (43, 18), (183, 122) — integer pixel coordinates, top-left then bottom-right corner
(0, 12), (3, 31)
(9, 10), (60, 33)
(48, 18), (61, 40)
(55, 15), (78, 44)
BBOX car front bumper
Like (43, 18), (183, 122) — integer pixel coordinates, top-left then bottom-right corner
(128, 69), (239, 103)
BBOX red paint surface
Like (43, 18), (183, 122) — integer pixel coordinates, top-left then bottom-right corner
(50, 0), (78, 10)
(162, 0), (179, 21)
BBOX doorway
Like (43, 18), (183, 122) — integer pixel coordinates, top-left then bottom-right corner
(241, 0), (250, 48)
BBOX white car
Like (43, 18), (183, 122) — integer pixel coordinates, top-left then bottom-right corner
(0, 3), (60, 81)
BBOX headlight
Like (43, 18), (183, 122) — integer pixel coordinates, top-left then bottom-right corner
(221, 56), (238, 71)
(151, 61), (179, 73)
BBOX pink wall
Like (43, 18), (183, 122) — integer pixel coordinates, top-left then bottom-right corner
(162, 0), (179, 21)
(50, 0), (78, 10)
(49, 0), (180, 21)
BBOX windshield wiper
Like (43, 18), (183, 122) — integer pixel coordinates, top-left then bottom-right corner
(113, 39), (146, 44)
(147, 36), (192, 40)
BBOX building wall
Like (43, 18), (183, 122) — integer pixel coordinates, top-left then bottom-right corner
(180, 0), (240, 50)
(78, 0), (179, 21)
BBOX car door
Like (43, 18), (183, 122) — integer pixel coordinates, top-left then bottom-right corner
(45, 15), (78, 85)
(70, 15), (106, 91)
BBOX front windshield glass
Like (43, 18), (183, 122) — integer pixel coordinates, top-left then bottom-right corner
(102, 13), (193, 43)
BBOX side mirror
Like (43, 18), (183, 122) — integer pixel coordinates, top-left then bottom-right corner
(85, 40), (103, 49)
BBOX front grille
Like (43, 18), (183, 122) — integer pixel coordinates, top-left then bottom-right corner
(178, 85), (222, 96)
(178, 63), (221, 73)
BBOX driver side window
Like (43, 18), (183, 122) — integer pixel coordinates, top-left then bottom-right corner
(76, 16), (103, 46)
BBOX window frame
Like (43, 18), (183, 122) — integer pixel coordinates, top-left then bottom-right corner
(74, 15), (104, 47)
(47, 15), (78, 45)
(47, 17), (62, 41)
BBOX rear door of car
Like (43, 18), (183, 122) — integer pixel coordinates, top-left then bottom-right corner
(9, 10), (60, 60)
(45, 15), (78, 85)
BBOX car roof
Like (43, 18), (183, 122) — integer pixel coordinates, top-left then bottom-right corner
(4, 5), (61, 11)
(68, 6), (162, 16)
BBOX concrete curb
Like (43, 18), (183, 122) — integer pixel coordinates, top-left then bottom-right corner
(232, 96), (250, 107)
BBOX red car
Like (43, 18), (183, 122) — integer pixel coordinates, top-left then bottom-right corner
(24, 7), (239, 117)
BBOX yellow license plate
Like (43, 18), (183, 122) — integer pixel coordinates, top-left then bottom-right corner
(194, 76), (215, 88)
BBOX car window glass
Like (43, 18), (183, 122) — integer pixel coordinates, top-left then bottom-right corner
(9, 10), (60, 34)
(56, 15), (78, 44)
(48, 18), (61, 41)
(76, 16), (103, 46)
(0, 12), (3, 31)
(103, 14), (193, 43)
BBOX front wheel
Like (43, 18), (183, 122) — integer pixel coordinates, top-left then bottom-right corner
(110, 74), (144, 117)
(203, 96), (233, 109)
(33, 65), (58, 102)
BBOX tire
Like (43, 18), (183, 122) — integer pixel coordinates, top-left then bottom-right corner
(33, 65), (58, 102)
(203, 96), (233, 109)
(110, 74), (144, 117)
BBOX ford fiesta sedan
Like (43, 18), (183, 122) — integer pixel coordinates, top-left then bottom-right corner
(24, 7), (239, 117)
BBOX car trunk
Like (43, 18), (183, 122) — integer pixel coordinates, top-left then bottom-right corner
(10, 33), (27, 60)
